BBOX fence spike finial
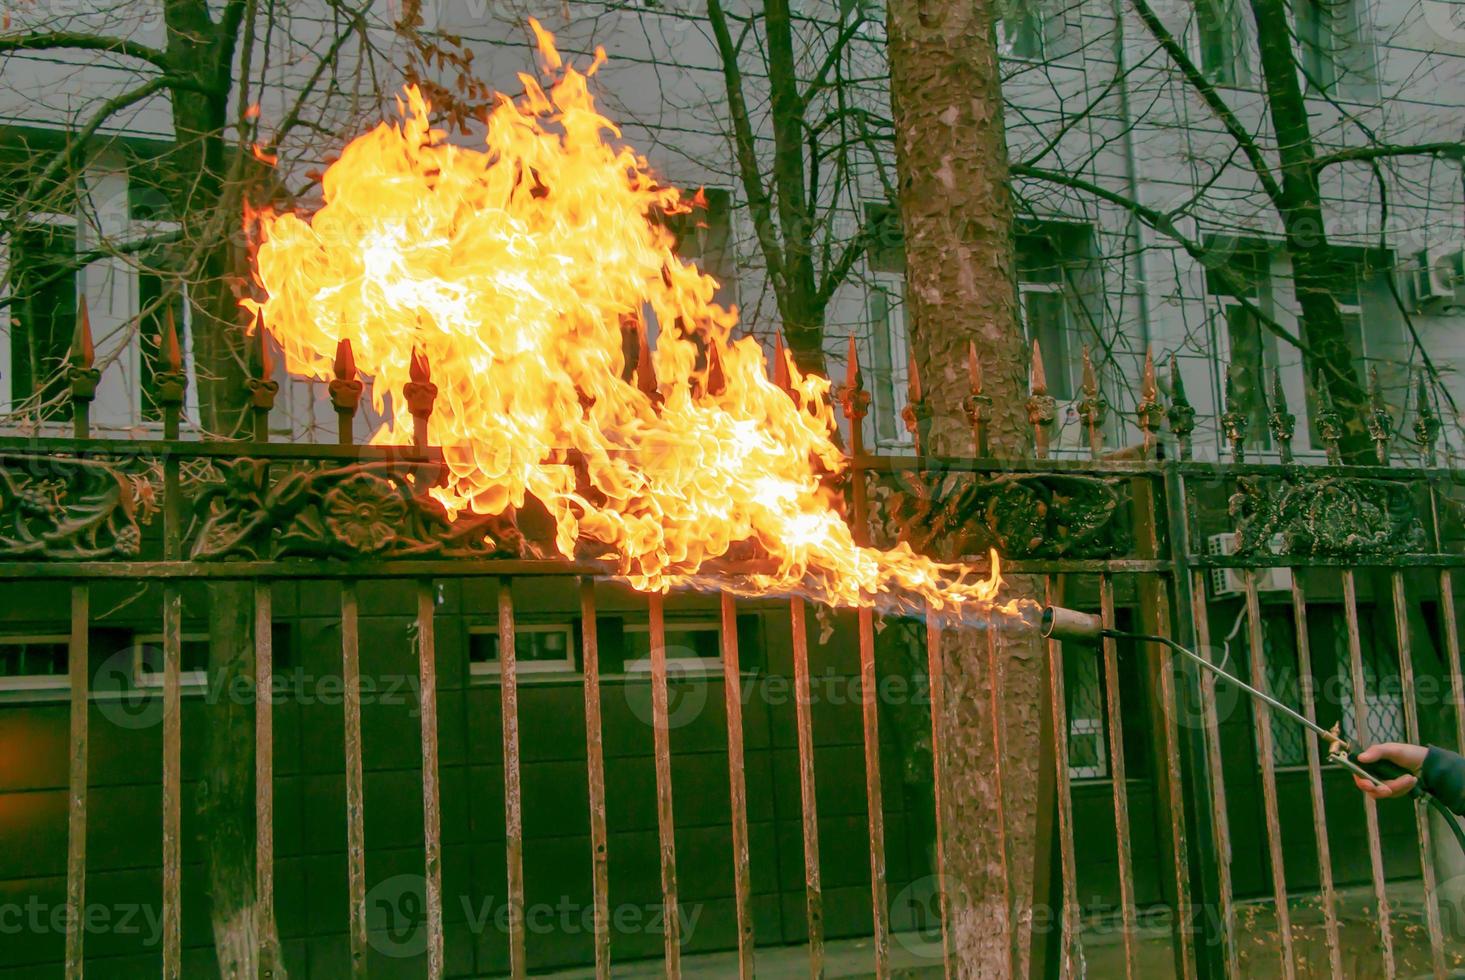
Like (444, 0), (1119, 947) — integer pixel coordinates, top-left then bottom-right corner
(1136, 347), (1164, 455)
(67, 299), (101, 437)
(1077, 345), (1106, 457)
(71, 298), (94, 370)
(1366, 365), (1392, 464)
(246, 312), (280, 431)
(962, 340), (990, 457)
(1314, 371), (1343, 465)
(405, 345), (439, 450)
(1220, 366), (1248, 462)
(1167, 354), (1196, 460)
(161, 307), (183, 376)
(329, 335), (364, 445)
(1268, 368), (1295, 464)
(1414, 369), (1441, 465)
(703, 341), (727, 398)
(839, 334), (869, 423)
(1027, 338), (1056, 458)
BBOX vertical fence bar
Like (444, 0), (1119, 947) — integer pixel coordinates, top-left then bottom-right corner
(579, 581), (612, 979)
(647, 592), (682, 977)
(162, 587), (182, 980)
(1340, 569), (1397, 977)
(341, 583), (368, 980)
(789, 598), (825, 978)
(1390, 572), (1448, 979)
(1188, 570), (1241, 978)
(64, 584), (88, 980)
(856, 605), (891, 978)
(1040, 578), (1082, 978)
(498, 579), (528, 979)
(416, 582), (444, 980)
(1240, 572), (1296, 980)
(1287, 578), (1342, 980)
(1098, 576), (1137, 979)
(255, 583), (275, 978)
(720, 593), (756, 980)
(159, 310), (184, 980)
(923, 609), (953, 978)
(1442, 570), (1465, 753)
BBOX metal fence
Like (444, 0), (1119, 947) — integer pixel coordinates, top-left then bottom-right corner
(4, 308), (1464, 979)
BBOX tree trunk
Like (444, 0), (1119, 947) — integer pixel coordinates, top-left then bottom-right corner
(886, 4), (1039, 977)
(163, 4), (284, 975)
(1248, 0), (1372, 460)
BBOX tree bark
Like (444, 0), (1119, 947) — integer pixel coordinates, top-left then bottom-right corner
(886, 0), (1028, 459)
(886, 4), (1039, 977)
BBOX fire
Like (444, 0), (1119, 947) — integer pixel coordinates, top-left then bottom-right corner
(246, 22), (1004, 613)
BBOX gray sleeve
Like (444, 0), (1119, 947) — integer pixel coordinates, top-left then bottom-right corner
(1422, 746), (1465, 815)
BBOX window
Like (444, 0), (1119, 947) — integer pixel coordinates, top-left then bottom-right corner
(0, 635), (69, 694)
(1250, 612), (1310, 767)
(1207, 244), (1279, 451)
(133, 633), (211, 690)
(1019, 283), (1075, 400)
(470, 623), (576, 676)
(623, 620), (722, 674)
(1295, 0), (1376, 98)
(7, 219), (77, 416)
(864, 203), (912, 449)
(1065, 647), (1109, 779)
(1017, 226), (1096, 402)
(1194, 0), (1249, 85)
(998, 0), (1079, 61)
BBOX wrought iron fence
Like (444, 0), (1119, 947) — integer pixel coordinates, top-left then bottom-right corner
(2, 306), (1463, 979)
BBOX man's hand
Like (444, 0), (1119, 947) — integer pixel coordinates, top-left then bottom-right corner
(1352, 742), (1428, 800)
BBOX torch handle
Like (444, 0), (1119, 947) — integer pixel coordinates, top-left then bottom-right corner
(1345, 752), (1417, 786)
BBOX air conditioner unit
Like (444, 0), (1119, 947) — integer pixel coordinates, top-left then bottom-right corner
(1412, 244), (1465, 313)
(1207, 533), (1293, 596)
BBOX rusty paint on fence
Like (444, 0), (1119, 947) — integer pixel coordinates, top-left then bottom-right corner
(341, 583), (368, 980)
(789, 598), (825, 979)
(983, 611), (1015, 971)
(1098, 576), (1137, 980)
(721, 593), (756, 980)
(255, 582), (275, 976)
(647, 592), (682, 977)
(580, 580), (612, 980)
(417, 582), (445, 980)
(856, 605), (890, 978)
(1189, 570), (1240, 977)
(1390, 572), (1448, 980)
(1040, 577), (1083, 979)
(161, 585), (182, 980)
(1241, 571), (1296, 980)
(1287, 578), (1342, 980)
(498, 578), (528, 979)
(1341, 570), (1398, 978)
(64, 584), (88, 980)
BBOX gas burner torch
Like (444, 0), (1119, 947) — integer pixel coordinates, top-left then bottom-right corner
(1040, 605), (1465, 853)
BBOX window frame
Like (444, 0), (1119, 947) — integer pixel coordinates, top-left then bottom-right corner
(865, 267), (914, 451)
(1190, 0), (1250, 87)
(621, 619), (724, 676)
(468, 622), (578, 677)
(132, 631), (210, 692)
(0, 633), (72, 697)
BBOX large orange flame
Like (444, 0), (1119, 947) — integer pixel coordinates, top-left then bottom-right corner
(247, 22), (1004, 613)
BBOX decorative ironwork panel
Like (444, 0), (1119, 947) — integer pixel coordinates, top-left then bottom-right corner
(0, 452), (160, 559)
(189, 459), (538, 561)
(872, 470), (1133, 561)
(1228, 474), (1428, 557)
